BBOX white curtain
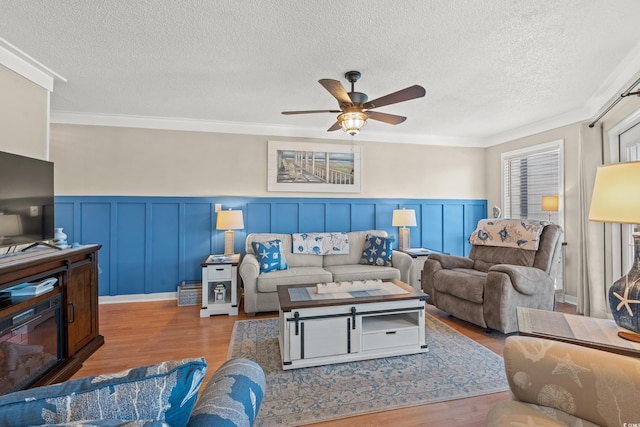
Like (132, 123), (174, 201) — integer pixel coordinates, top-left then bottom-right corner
(577, 123), (609, 317)
(617, 123), (640, 275)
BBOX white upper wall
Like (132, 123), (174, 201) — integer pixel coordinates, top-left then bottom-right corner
(0, 65), (49, 160)
(49, 124), (485, 199)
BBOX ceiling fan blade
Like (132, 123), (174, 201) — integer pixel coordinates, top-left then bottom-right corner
(282, 109), (342, 115)
(363, 85), (426, 110)
(366, 111), (407, 125)
(327, 121), (342, 132)
(319, 79), (353, 106)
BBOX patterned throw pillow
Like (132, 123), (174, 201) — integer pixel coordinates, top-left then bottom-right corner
(360, 234), (394, 266)
(292, 232), (349, 255)
(252, 239), (289, 273)
(0, 358), (207, 427)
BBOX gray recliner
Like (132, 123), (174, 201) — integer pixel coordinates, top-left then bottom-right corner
(422, 221), (563, 334)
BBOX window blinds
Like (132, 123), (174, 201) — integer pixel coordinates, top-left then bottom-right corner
(503, 147), (561, 222)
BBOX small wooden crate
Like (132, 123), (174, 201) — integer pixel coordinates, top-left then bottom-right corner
(177, 281), (202, 306)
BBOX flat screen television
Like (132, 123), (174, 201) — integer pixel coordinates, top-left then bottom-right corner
(0, 151), (54, 250)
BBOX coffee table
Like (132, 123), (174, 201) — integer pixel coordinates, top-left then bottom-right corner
(278, 279), (428, 370)
(517, 307), (640, 358)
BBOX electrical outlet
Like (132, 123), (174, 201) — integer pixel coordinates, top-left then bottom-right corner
(30, 206), (39, 216)
(215, 204), (222, 213)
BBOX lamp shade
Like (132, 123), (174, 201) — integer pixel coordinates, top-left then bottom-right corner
(216, 209), (244, 230)
(588, 161), (640, 224)
(392, 209), (417, 227)
(541, 195), (559, 212)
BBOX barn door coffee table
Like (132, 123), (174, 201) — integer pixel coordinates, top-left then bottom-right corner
(277, 279), (428, 370)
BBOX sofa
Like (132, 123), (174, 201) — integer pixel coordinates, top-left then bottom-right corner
(0, 357), (265, 427)
(422, 219), (563, 333)
(487, 335), (640, 426)
(240, 230), (413, 315)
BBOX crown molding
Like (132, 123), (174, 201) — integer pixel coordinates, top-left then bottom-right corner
(585, 40), (640, 115)
(483, 107), (590, 147)
(0, 37), (66, 91)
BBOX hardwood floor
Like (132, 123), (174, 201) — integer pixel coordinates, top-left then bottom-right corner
(73, 299), (577, 427)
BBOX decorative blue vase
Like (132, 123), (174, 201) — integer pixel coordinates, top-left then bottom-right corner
(609, 234), (640, 335)
(54, 227), (68, 247)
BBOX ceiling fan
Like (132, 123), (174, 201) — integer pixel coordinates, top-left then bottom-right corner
(282, 71), (426, 136)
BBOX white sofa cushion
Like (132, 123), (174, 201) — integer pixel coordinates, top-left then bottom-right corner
(323, 264), (400, 282)
(256, 266), (332, 292)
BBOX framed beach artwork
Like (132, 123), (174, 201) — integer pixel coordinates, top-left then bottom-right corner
(267, 141), (361, 193)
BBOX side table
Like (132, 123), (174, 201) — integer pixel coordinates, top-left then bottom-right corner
(200, 253), (241, 317)
(397, 248), (439, 289)
(517, 307), (640, 358)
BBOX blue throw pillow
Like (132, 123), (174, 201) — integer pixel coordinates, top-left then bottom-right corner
(0, 358), (207, 427)
(252, 239), (288, 273)
(360, 234), (394, 266)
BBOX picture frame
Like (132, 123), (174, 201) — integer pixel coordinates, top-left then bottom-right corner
(267, 141), (361, 193)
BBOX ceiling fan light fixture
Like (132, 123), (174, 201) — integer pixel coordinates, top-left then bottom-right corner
(338, 111), (367, 136)
(282, 71), (425, 135)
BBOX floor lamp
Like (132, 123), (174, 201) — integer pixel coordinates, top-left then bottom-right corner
(216, 209), (244, 255)
(588, 161), (640, 342)
(392, 208), (416, 250)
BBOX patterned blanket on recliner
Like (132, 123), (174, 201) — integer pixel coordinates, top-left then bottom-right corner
(468, 219), (547, 250)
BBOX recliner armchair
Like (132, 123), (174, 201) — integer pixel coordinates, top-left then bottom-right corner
(422, 219), (563, 333)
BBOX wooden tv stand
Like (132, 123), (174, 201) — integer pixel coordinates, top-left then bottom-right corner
(0, 244), (104, 389)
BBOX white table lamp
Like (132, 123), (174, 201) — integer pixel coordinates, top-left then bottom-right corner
(588, 161), (640, 342)
(541, 195), (559, 221)
(392, 208), (417, 250)
(216, 209), (244, 255)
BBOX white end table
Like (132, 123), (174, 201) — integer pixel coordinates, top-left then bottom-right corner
(397, 248), (440, 289)
(200, 253), (241, 317)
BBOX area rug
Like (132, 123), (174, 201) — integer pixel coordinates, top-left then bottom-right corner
(228, 313), (508, 426)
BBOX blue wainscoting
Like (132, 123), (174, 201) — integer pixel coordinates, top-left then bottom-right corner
(55, 196), (486, 297)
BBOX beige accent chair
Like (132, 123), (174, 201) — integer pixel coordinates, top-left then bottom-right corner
(487, 335), (640, 426)
(422, 221), (563, 333)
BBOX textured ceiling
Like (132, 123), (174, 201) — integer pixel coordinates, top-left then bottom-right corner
(2, 0), (640, 147)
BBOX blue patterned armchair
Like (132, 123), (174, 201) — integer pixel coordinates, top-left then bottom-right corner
(0, 357), (265, 427)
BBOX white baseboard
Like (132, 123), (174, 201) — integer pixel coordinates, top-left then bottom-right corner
(99, 291), (579, 309)
(99, 292), (177, 304)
